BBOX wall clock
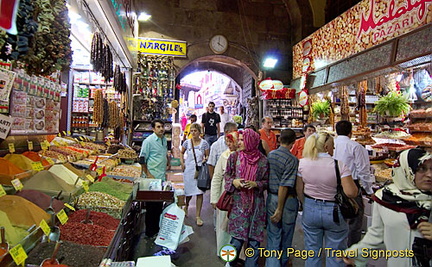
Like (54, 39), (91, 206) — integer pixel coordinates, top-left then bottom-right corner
(209, 35), (228, 54)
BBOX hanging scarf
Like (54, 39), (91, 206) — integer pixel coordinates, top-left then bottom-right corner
(373, 149), (432, 228)
(238, 129), (262, 213)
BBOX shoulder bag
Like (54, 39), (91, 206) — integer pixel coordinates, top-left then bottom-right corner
(216, 152), (238, 214)
(334, 159), (359, 221)
(412, 212), (432, 266)
(191, 139), (200, 179)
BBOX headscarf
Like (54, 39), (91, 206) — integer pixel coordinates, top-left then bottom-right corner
(372, 148), (432, 228)
(225, 131), (239, 146)
(238, 128), (262, 212)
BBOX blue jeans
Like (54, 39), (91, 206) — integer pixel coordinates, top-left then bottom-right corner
(303, 197), (348, 267)
(228, 237), (260, 267)
(204, 134), (218, 147)
(266, 193), (299, 267)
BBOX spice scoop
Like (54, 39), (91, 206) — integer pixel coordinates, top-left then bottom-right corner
(40, 242), (68, 267)
(80, 209), (93, 225)
(0, 227), (9, 262)
(48, 213), (61, 242)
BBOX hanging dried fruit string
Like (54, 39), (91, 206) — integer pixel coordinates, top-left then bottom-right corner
(93, 89), (104, 125)
(358, 80), (367, 127)
(340, 86), (350, 121)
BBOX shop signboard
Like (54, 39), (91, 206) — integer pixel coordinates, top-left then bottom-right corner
(293, 0), (432, 79)
(0, 112), (12, 139)
(129, 38), (187, 57)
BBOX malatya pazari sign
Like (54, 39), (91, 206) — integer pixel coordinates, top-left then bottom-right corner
(293, 0), (432, 79)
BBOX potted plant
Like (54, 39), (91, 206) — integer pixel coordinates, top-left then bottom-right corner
(311, 100), (331, 120)
(373, 92), (411, 117)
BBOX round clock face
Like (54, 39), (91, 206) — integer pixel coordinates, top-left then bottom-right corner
(210, 35), (228, 54)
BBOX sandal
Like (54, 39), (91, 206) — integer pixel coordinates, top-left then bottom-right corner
(196, 217), (203, 226)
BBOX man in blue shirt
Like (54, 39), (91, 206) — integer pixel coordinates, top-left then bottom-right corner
(139, 119), (171, 237)
(266, 129), (299, 267)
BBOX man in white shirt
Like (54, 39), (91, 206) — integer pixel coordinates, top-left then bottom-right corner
(334, 120), (374, 247)
(219, 106), (231, 135)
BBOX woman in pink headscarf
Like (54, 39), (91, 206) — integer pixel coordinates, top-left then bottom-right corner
(224, 128), (269, 267)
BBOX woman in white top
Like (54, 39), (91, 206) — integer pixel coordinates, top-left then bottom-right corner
(344, 148), (432, 267)
(296, 132), (358, 267)
(181, 123), (210, 226)
(210, 131), (239, 256)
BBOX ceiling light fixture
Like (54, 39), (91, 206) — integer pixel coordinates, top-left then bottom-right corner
(138, 12), (151, 21)
(263, 57), (278, 68)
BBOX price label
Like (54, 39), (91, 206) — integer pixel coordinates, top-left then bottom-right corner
(31, 162), (44, 171)
(80, 141), (85, 146)
(82, 181), (89, 192)
(67, 131), (71, 135)
(44, 140), (51, 148)
(53, 140), (60, 147)
(0, 184), (6, 197)
(86, 174), (95, 183)
(28, 141), (33, 151)
(64, 203), (76, 211)
(9, 244), (28, 265)
(79, 136), (84, 141)
(56, 209), (68, 225)
(46, 158), (55, 165)
(57, 133), (61, 137)
(8, 143), (15, 153)
(40, 141), (48, 150)
(62, 131), (67, 136)
(39, 219), (51, 236)
(11, 178), (23, 191)
(96, 168), (103, 176)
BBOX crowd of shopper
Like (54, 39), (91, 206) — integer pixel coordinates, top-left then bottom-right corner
(141, 114), (432, 267)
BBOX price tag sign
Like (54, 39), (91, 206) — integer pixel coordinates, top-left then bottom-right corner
(62, 131), (67, 136)
(67, 131), (71, 135)
(39, 219), (51, 236)
(82, 181), (89, 192)
(28, 141), (33, 151)
(9, 244), (28, 265)
(11, 178), (23, 191)
(80, 141), (85, 146)
(44, 140), (51, 148)
(8, 143), (15, 153)
(31, 162), (44, 171)
(79, 136), (84, 141)
(86, 174), (95, 183)
(57, 133), (61, 137)
(40, 141), (48, 150)
(96, 168), (103, 176)
(46, 158), (55, 165)
(0, 184), (6, 197)
(56, 209), (68, 225)
(64, 203), (76, 211)
(53, 140), (60, 147)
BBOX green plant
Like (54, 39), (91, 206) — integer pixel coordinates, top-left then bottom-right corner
(311, 100), (331, 119)
(373, 92), (411, 117)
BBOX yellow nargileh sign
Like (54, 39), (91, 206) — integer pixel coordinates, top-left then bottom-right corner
(128, 37), (187, 57)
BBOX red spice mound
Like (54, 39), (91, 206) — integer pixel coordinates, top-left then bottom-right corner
(68, 209), (120, 230)
(59, 222), (114, 246)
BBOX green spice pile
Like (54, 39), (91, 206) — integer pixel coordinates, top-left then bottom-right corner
(89, 177), (133, 201)
(77, 192), (125, 219)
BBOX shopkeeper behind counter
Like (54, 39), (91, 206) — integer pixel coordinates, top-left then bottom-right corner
(139, 119), (171, 238)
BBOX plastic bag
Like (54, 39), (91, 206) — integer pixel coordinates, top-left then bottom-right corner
(197, 163), (211, 191)
(155, 203), (185, 250)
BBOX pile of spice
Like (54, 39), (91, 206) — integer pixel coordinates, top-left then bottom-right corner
(0, 195), (50, 226)
(59, 222), (114, 246)
(22, 151), (51, 168)
(4, 154), (36, 174)
(48, 164), (83, 187)
(23, 171), (77, 201)
(16, 189), (64, 212)
(89, 177), (133, 201)
(0, 210), (30, 246)
(0, 158), (29, 184)
(77, 192), (125, 219)
(68, 209), (120, 230)
(26, 240), (106, 267)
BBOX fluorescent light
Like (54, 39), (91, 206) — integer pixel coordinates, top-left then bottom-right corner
(138, 12), (151, 21)
(68, 11), (81, 24)
(263, 57), (278, 68)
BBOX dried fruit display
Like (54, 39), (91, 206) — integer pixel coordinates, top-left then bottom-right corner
(108, 101), (121, 128)
(90, 32), (113, 82)
(93, 89), (104, 125)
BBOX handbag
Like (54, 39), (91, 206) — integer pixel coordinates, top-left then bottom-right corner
(216, 190), (233, 213)
(412, 212), (432, 266)
(190, 139), (200, 179)
(197, 162), (211, 191)
(334, 160), (359, 222)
